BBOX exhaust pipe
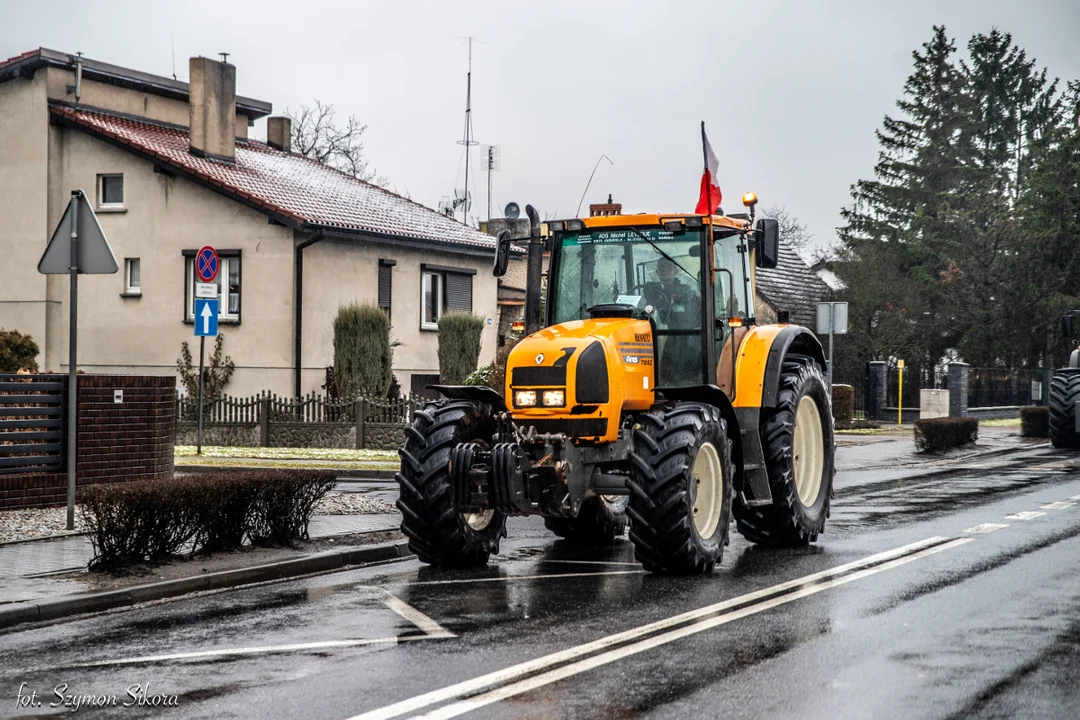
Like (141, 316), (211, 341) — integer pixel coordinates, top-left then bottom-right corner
(524, 204), (544, 335)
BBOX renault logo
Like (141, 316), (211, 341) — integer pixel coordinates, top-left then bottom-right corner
(535, 353), (545, 365)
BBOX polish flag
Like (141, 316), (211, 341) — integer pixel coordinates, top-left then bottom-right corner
(694, 122), (722, 215)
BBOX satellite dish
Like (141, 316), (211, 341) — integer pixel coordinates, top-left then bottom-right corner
(505, 202), (521, 220)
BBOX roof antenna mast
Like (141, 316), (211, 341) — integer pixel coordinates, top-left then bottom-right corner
(456, 37), (479, 224)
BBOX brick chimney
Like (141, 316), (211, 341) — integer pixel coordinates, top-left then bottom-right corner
(189, 56), (236, 162)
(589, 193), (622, 217)
(267, 116), (291, 152)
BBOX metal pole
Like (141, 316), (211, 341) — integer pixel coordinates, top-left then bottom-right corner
(65, 193), (80, 530)
(828, 304), (835, 387)
(196, 335), (205, 454)
(898, 367), (903, 427)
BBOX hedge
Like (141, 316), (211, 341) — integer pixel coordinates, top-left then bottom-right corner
(1020, 406), (1049, 438)
(913, 417), (979, 453)
(437, 312), (485, 384)
(832, 384), (854, 428)
(79, 470), (336, 571)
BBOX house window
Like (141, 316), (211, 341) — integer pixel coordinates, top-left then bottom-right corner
(420, 264), (476, 330)
(124, 258), (141, 295)
(378, 259), (395, 319)
(183, 250), (241, 322)
(97, 174), (124, 209)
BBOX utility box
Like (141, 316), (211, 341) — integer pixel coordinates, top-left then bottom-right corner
(920, 389), (950, 419)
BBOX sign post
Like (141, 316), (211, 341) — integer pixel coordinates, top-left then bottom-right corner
(897, 359), (906, 426)
(38, 190), (118, 529)
(816, 301), (849, 387)
(194, 246), (220, 455)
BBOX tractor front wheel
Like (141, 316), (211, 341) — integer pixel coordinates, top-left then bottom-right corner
(1049, 370), (1080, 449)
(397, 400), (507, 567)
(734, 354), (835, 546)
(627, 402), (733, 574)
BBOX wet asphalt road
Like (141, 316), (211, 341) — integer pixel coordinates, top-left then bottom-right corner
(5, 447), (1080, 719)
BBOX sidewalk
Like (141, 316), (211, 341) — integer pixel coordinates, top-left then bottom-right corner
(0, 513), (400, 607)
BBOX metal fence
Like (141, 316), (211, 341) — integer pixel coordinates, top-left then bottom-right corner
(0, 374), (66, 475)
(966, 368), (1045, 408)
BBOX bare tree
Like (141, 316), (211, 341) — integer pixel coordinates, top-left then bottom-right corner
(285, 100), (386, 186)
(763, 205), (814, 250)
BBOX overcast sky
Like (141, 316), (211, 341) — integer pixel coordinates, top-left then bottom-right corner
(4, 0), (1078, 254)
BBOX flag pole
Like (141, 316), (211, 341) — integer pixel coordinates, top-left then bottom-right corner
(700, 121), (708, 177)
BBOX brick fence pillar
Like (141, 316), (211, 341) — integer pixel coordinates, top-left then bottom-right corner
(949, 362), (969, 417)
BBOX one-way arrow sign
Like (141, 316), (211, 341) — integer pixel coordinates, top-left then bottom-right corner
(195, 299), (219, 337)
(38, 191), (118, 274)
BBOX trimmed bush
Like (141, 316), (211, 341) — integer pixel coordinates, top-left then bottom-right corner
(913, 417), (979, 453)
(1020, 406), (1049, 438)
(437, 312), (485, 384)
(0, 328), (39, 372)
(334, 303), (392, 399)
(79, 470), (336, 571)
(832, 384), (854, 427)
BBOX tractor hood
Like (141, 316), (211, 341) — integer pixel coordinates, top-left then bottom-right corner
(504, 318), (655, 442)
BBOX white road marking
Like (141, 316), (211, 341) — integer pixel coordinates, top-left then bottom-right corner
(1006, 511), (1048, 520)
(57, 637), (415, 669)
(416, 538), (972, 720)
(965, 523), (1009, 534)
(349, 536), (956, 720)
(381, 590), (455, 639)
(42, 595), (453, 671)
(380, 570), (646, 587)
(1041, 501), (1076, 510)
(1070, 495), (1080, 501)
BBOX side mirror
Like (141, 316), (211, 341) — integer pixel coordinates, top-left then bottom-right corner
(493, 230), (512, 277)
(755, 218), (780, 269)
(1063, 314), (1074, 338)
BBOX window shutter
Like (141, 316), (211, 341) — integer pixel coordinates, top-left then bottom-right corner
(445, 273), (473, 312)
(378, 263), (392, 315)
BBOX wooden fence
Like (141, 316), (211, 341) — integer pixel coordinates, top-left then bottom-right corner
(0, 374), (66, 475)
(175, 392), (427, 449)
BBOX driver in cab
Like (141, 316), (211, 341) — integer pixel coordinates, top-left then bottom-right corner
(646, 257), (700, 328)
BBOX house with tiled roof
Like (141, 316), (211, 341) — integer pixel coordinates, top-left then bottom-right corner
(754, 244), (832, 330)
(0, 49), (502, 397)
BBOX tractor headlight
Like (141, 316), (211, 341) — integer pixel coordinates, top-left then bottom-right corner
(514, 390), (537, 407)
(542, 390), (565, 407)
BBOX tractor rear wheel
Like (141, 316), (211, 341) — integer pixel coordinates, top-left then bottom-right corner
(627, 402), (733, 574)
(545, 496), (629, 543)
(1049, 370), (1080, 449)
(734, 354), (835, 547)
(397, 400), (507, 567)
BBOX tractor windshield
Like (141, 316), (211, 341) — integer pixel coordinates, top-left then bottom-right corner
(551, 227), (704, 327)
(551, 227), (708, 386)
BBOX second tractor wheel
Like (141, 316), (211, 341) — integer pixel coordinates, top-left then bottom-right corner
(627, 402), (733, 574)
(545, 496), (629, 543)
(1048, 370), (1080, 449)
(734, 354), (835, 547)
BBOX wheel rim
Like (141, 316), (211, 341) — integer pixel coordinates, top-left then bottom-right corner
(464, 510), (494, 531)
(793, 395), (825, 507)
(691, 442), (723, 540)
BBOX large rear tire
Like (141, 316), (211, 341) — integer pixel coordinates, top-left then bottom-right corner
(544, 496), (629, 543)
(1049, 370), (1080, 449)
(734, 354), (835, 546)
(627, 402), (733, 574)
(397, 400), (507, 567)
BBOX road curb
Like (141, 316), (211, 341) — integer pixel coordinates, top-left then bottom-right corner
(0, 539), (413, 631)
(176, 464), (399, 480)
